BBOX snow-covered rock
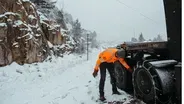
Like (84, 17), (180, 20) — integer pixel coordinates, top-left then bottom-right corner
(0, 0), (50, 66)
(41, 19), (64, 45)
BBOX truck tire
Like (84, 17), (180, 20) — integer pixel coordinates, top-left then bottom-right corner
(133, 60), (177, 104)
(114, 61), (127, 91)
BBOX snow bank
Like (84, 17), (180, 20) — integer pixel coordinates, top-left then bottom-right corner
(0, 42), (140, 104)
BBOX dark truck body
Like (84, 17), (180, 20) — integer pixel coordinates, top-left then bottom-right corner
(114, 0), (181, 103)
(124, 41), (167, 51)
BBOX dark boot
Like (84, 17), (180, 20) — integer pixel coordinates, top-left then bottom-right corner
(112, 85), (121, 95)
(112, 89), (121, 95)
(99, 96), (106, 101)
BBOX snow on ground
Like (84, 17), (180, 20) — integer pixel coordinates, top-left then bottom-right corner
(0, 43), (141, 104)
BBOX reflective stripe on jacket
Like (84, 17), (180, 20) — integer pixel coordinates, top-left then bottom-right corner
(94, 48), (130, 72)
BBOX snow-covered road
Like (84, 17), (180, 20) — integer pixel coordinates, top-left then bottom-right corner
(0, 45), (141, 104)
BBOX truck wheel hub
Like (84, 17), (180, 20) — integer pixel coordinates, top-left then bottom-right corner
(136, 70), (152, 94)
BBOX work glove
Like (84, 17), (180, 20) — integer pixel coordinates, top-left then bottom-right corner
(92, 70), (98, 78)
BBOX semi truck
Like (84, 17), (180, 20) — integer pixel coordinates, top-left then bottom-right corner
(114, 0), (181, 104)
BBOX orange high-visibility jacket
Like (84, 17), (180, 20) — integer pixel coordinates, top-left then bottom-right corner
(94, 48), (131, 72)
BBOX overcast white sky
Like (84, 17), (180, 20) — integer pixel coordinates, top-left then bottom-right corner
(56, 0), (167, 42)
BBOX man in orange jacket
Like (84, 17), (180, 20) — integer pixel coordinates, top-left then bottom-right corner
(92, 48), (132, 101)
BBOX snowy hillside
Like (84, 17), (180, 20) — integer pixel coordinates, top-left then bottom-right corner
(0, 43), (144, 104)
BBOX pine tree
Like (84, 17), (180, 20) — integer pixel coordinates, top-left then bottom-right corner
(138, 33), (145, 42)
(153, 37), (157, 42)
(152, 34), (163, 42)
(31, 0), (56, 18)
(148, 39), (152, 41)
(71, 19), (84, 54)
(72, 19), (82, 41)
(53, 9), (67, 29)
(156, 34), (163, 41)
(64, 12), (74, 25)
(90, 31), (98, 48)
(131, 37), (138, 42)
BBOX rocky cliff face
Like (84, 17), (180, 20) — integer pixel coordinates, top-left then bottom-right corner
(41, 19), (64, 45)
(0, 0), (53, 66)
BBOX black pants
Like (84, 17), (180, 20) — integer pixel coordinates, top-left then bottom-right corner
(99, 62), (118, 97)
